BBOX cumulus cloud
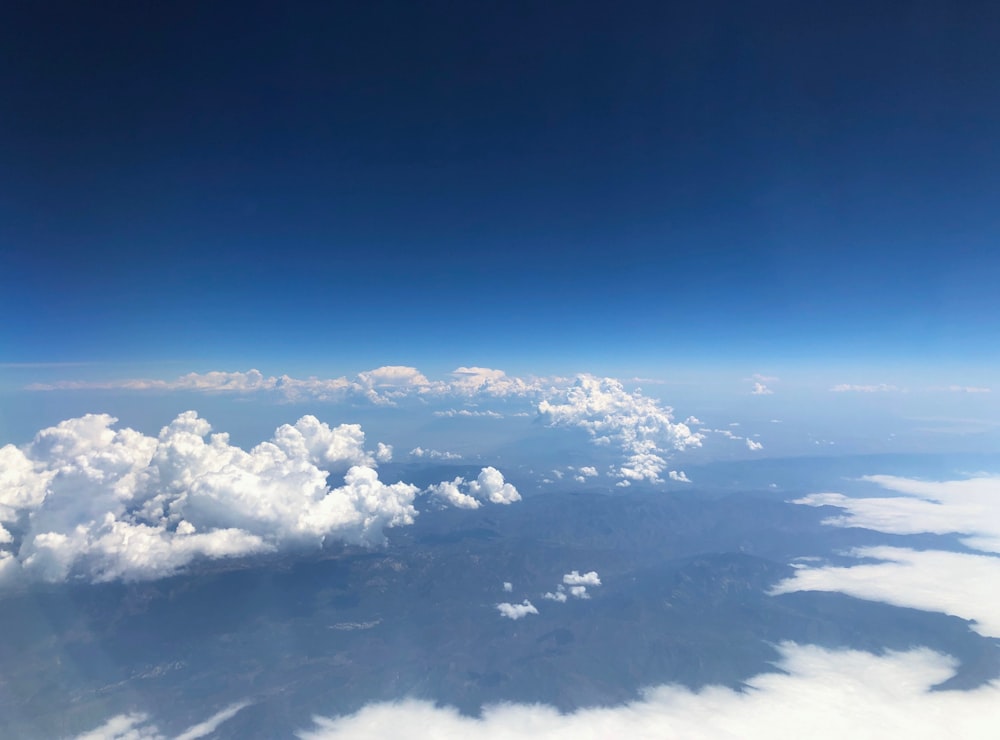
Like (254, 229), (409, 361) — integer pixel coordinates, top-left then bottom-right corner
(777, 474), (1000, 638)
(537, 376), (702, 483)
(668, 470), (691, 483)
(428, 467), (521, 510)
(751, 382), (773, 395)
(298, 643), (1000, 739)
(746, 439), (763, 451)
(433, 409), (504, 418)
(0, 413), (420, 585)
(563, 570), (601, 587)
(503, 581), (513, 592)
(496, 600), (538, 620)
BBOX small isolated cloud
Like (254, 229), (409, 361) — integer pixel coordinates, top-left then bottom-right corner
(502, 581), (513, 593)
(298, 643), (1000, 740)
(751, 382), (774, 396)
(939, 385), (992, 393)
(496, 600), (538, 620)
(668, 470), (691, 483)
(544, 571), (602, 602)
(428, 467), (521, 510)
(830, 383), (900, 393)
(746, 439), (763, 451)
(563, 570), (601, 587)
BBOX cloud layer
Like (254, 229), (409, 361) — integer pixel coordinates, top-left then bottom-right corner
(777, 474), (1000, 637)
(298, 643), (1000, 739)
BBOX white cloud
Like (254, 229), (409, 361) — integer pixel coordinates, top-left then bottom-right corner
(542, 587), (568, 602)
(830, 383), (900, 393)
(503, 581), (513, 593)
(668, 470), (691, 483)
(433, 409), (504, 418)
(751, 382), (773, 395)
(563, 570), (601, 587)
(76, 701), (249, 740)
(297, 643), (1000, 739)
(409, 447), (461, 461)
(773, 546), (1000, 638)
(746, 439), (763, 451)
(777, 474), (1000, 638)
(577, 466), (598, 478)
(0, 413), (419, 585)
(428, 467), (521, 510)
(538, 376), (702, 483)
(792, 475), (1000, 553)
(496, 600), (538, 620)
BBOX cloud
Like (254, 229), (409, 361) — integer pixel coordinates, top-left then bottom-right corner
(496, 600), (538, 620)
(433, 409), (504, 418)
(576, 466), (598, 478)
(776, 474), (1000, 638)
(746, 439), (763, 451)
(538, 375), (702, 483)
(409, 447), (461, 460)
(563, 570), (601, 587)
(0, 413), (422, 585)
(297, 643), (1000, 739)
(773, 546), (1000, 638)
(76, 701), (249, 740)
(751, 382), (774, 395)
(428, 467), (521, 510)
(668, 470), (691, 483)
(542, 588), (567, 602)
(503, 581), (513, 592)
(830, 384), (900, 392)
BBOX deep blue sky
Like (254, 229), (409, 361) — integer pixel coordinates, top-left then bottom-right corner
(2, 1), (999, 374)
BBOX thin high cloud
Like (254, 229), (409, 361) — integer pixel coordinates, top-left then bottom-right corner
(776, 474), (1000, 637)
(0, 413), (517, 586)
(297, 643), (1000, 739)
(75, 701), (249, 739)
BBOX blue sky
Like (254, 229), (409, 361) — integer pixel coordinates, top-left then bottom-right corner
(2, 1), (1000, 376)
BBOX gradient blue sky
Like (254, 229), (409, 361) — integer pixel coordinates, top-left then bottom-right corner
(2, 1), (999, 377)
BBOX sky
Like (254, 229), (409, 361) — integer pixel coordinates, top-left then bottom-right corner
(2, 0), (1000, 377)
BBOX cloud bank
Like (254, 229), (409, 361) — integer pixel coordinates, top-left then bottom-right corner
(777, 474), (1000, 637)
(298, 643), (1000, 739)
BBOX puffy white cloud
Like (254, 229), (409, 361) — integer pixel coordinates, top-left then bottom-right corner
(668, 470), (691, 483)
(448, 367), (543, 398)
(298, 643), (1000, 740)
(503, 581), (513, 592)
(429, 467), (521, 509)
(542, 587), (568, 602)
(563, 570), (601, 587)
(746, 439), (763, 451)
(538, 376), (702, 483)
(751, 382), (773, 395)
(577, 466), (598, 478)
(496, 600), (538, 620)
(0, 413), (418, 585)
